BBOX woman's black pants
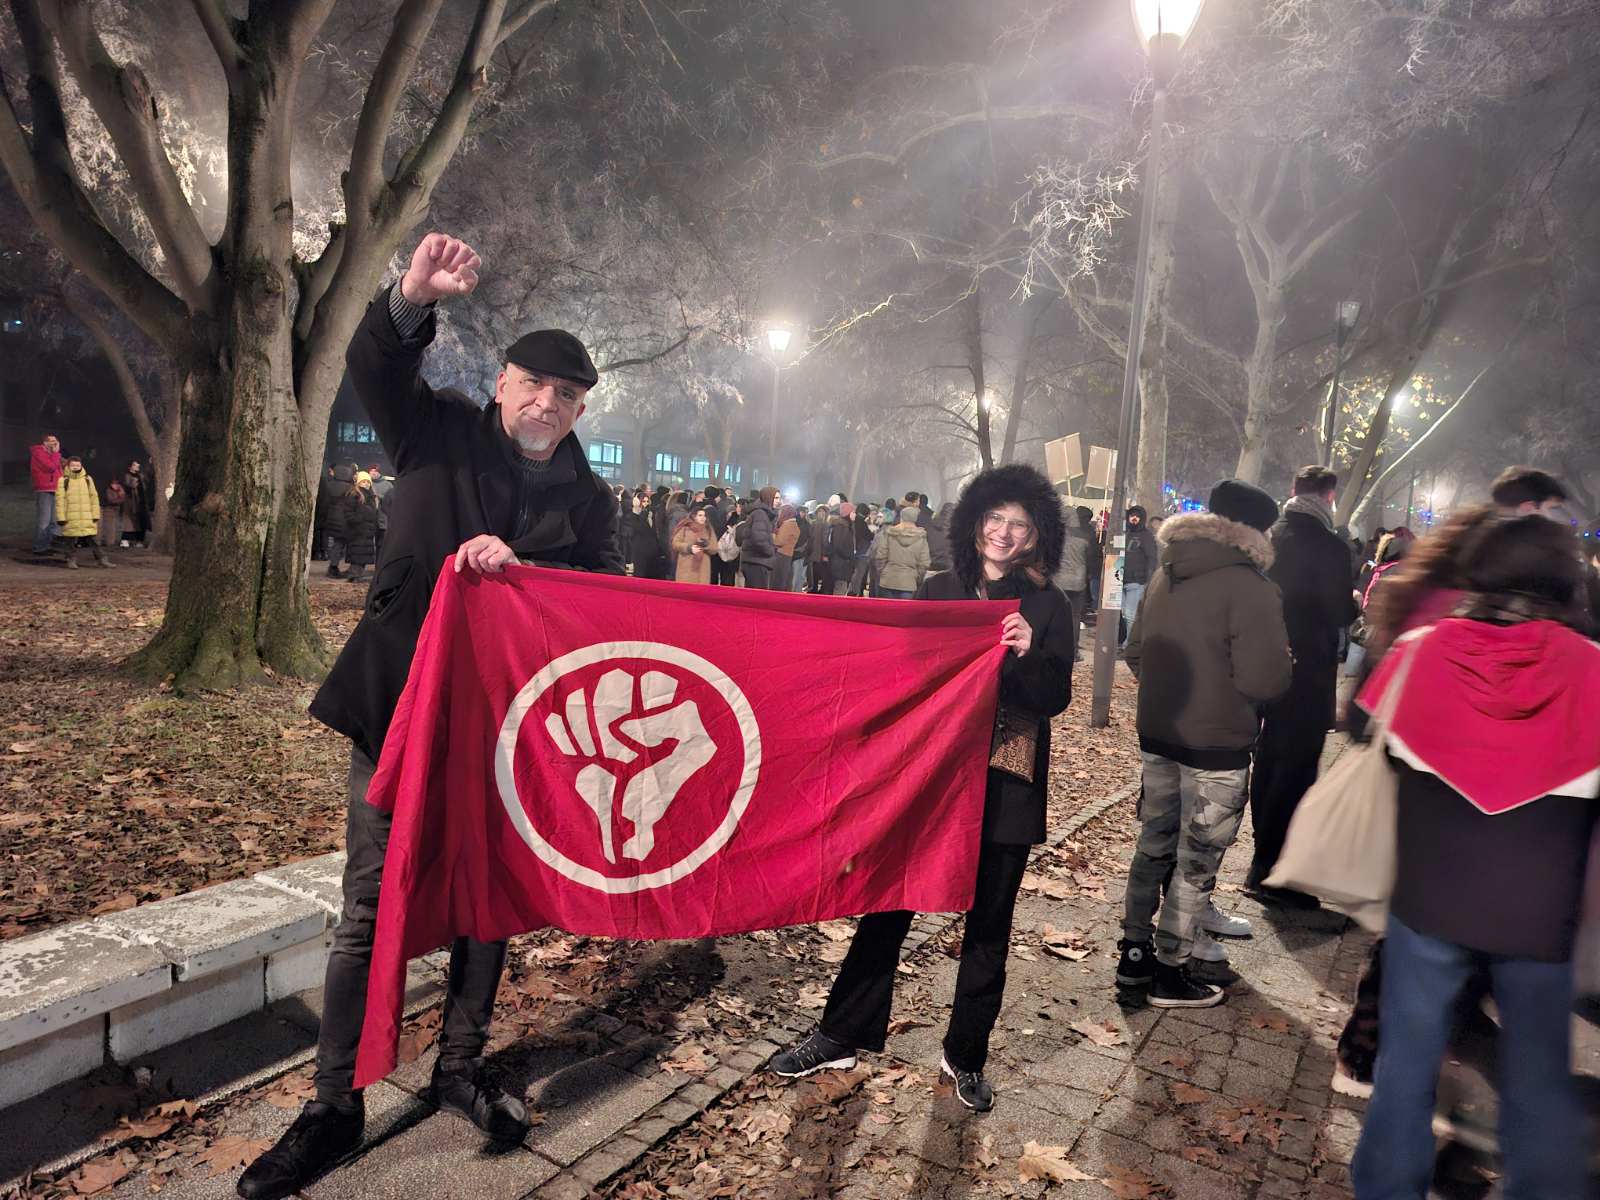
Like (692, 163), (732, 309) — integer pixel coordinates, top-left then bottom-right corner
(819, 839), (1030, 1073)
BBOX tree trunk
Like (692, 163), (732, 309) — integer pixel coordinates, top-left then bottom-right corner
(1233, 286), (1283, 483)
(998, 293), (1051, 466)
(125, 67), (325, 691)
(1134, 176), (1178, 511)
(964, 288), (993, 470)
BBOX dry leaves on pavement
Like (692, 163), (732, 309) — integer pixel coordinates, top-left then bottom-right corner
(1017, 1141), (1099, 1183)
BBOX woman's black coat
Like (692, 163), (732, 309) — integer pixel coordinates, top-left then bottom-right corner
(915, 570), (1076, 844)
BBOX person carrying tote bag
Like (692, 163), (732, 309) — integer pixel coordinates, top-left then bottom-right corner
(1262, 636), (1414, 932)
(1336, 514), (1600, 1200)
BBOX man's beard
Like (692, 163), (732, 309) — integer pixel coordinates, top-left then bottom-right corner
(515, 431), (555, 455)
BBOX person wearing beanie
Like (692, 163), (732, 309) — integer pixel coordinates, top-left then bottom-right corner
(1246, 466), (1359, 907)
(246, 233), (622, 1200)
(872, 504), (931, 597)
(1119, 504), (1159, 646)
(1117, 478), (1292, 1009)
(771, 465), (1075, 1112)
(341, 473), (380, 584)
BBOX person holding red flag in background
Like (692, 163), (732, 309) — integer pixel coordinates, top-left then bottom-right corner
(240, 232), (622, 1200)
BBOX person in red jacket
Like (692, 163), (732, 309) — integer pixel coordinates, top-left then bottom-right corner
(1351, 514), (1600, 1200)
(29, 434), (62, 554)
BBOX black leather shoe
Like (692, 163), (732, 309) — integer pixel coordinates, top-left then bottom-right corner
(236, 1100), (363, 1199)
(426, 1060), (531, 1143)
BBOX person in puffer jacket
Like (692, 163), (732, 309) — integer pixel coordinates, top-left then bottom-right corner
(1351, 514), (1600, 1200)
(1117, 480), (1291, 1009)
(871, 506), (930, 597)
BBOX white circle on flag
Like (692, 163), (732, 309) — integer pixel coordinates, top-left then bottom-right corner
(494, 640), (761, 894)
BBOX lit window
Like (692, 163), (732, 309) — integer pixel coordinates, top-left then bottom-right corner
(689, 459), (711, 480)
(653, 452), (681, 474)
(588, 440), (624, 467)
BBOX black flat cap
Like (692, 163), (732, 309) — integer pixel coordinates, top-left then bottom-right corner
(1208, 478), (1280, 533)
(504, 329), (598, 389)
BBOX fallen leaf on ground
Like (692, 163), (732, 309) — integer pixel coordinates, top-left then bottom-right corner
(662, 1042), (712, 1074)
(68, 1155), (132, 1194)
(1017, 1141), (1098, 1183)
(1102, 1163), (1168, 1198)
(1181, 1144), (1224, 1169)
(1157, 1051), (1194, 1070)
(1019, 872), (1075, 900)
(1171, 1082), (1211, 1105)
(1249, 1013), (1291, 1034)
(262, 1072), (316, 1110)
(196, 1136), (274, 1178)
(1071, 1018), (1127, 1047)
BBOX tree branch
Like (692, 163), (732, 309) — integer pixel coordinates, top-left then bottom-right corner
(186, 0), (244, 86)
(816, 104), (1108, 172)
(598, 328), (698, 373)
(48, 0), (216, 309)
(496, 0), (559, 47)
(0, 1), (186, 350)
(343, 0), (444, 230)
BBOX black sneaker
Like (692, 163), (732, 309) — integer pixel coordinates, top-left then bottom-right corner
(769, 1031), (857, 1078)
(424, 1060), (532, 1143)
(1149, 960), (1226, 1008)
(939, 1054), (994, 1112)
(236, 1100), (363, 1199)
(1115, 938), (1156, 987)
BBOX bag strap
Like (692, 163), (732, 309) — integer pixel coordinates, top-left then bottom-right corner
(1372, 630), (1423, 733)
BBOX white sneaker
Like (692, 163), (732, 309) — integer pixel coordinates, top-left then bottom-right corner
(1199, 902), (1252, 939)
(1332, 1063), (1374, 1100)
(1190, 929), (1229, 964)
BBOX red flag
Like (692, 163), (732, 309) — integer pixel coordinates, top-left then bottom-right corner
(353, 565), (1011, 1087)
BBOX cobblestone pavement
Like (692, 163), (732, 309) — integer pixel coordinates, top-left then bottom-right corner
(15, 714), (1596, 1200)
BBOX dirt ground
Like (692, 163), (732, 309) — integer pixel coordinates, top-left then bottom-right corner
(0, 549), (368, 938)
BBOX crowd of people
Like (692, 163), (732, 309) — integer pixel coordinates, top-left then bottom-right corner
(81, 231), (1572, 1200)
(27, 434), (155, 565)
(313, 461), (394, 583)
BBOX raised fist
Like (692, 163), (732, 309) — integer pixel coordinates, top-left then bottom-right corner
(544, 668), (715, 864)
(399, 233), (481, 305)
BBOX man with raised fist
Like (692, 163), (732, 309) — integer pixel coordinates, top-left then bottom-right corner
(239, 234), (622, 1200)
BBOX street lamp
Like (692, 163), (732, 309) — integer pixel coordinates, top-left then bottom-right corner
(765, 324), (792, 488)
(1320, 300), (1361, 467)
(1090, 0), (1207, 728)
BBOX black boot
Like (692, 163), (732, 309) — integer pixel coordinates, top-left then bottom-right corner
(1149, 960), (1225, 1009)
(1115, 938), (1156, 987)
(425, 1059), (531, 1143)
(236, 1100), (363, 1200)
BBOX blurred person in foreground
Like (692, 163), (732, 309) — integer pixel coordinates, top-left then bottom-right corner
(1351, 514), (1600, 1200)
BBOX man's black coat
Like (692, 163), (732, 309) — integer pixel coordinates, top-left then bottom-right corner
(1266, 508), (1358, 730)
(310, 293), (623, 762)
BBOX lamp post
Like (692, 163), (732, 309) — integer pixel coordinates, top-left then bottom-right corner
(1320, 300), (1361, 467)
(1091, 0), (1206, 729)
(765, 325), (792, 489)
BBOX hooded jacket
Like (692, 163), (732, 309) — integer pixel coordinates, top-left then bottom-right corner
(872, 521), (931, 592)
(1122, 506), (1158, 585)
(54, 467), (100, 538)
(1361, 618), (1600, 960)
(738, 503), (777, 567)
(1124, 512), (1293, 768)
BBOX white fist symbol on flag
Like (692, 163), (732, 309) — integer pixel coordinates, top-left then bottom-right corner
(543, 668), (715, 863)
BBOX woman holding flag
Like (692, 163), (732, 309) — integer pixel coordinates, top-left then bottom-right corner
(771, 464), (1076, 1112)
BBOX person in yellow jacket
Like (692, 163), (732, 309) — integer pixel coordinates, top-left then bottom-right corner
(54, 456), (113, 569)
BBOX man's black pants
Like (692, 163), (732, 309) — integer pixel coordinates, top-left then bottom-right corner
(312, 748), (508, 1107)
(819, 840), (1030, 1073)
(1248, 702), (1327, 884)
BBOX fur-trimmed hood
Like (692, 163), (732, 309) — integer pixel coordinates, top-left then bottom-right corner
(950, 464), (1066, 591)
(1157, 511), (1275, 577)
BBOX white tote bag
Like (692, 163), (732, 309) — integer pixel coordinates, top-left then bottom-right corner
(1263, 641), (1417, 932)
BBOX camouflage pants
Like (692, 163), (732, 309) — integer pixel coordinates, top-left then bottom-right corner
(1123, 753), (1250, 967)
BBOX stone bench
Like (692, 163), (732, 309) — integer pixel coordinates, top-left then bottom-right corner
(0, 853), (347, 1110)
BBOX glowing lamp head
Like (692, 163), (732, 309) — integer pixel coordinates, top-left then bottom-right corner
(765, 326), (792, 354)
(1130, 0), (1206, 52)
